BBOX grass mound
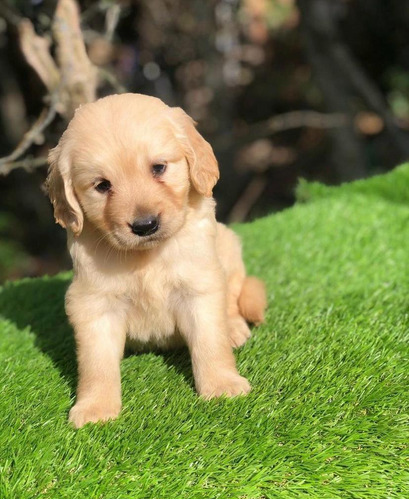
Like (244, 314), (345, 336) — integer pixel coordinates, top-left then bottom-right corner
(1, 166), (408, 498)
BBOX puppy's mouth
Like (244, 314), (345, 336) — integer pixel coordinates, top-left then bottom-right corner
(110, 225), (165, 250)
(133, 232), (163, 247)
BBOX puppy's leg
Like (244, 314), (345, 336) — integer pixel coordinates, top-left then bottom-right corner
(67, 294), (126, 428)
(176, 290), (251, 398)
(216, 224), (252, 347)
(226, 270), (252, 348)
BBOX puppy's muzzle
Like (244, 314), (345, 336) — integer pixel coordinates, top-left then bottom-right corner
(129, 215), (160, 237)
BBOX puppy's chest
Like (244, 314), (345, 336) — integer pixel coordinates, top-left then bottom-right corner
(121, 266), (180, 344)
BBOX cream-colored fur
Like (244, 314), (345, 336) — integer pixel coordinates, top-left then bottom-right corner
(47, 93), (267, 428)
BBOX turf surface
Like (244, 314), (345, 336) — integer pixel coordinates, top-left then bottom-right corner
(1, 165), (408, 498)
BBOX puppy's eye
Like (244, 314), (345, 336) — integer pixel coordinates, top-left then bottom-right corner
(152, 164), (167, 176)
(95, 179), (112, 193)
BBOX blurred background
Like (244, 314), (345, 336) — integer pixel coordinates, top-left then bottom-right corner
(1, 0), (409, 283)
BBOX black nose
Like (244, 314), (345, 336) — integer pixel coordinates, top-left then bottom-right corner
(130, 215), (159, 237)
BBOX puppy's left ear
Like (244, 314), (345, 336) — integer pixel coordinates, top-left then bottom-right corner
(170, 107), (219, 197)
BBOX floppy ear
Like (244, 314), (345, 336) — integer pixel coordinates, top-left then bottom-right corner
(170, 107), (219, 197)
(46, 142), (83, 235)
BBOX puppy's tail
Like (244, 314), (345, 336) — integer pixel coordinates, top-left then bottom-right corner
(238, 276), (267, 326)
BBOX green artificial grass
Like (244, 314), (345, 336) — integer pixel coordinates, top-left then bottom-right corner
(1, 165), (409, 499)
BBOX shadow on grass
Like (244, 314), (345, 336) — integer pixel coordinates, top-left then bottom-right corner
(158, 349), (195, 392)
(0, 274), (196, 395)
(0, 275), (77, 393)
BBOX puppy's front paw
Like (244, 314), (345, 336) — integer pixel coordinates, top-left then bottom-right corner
(69, 399), (121, 429)
(228, 316), (251, 348)
(199, 371), (251, 399)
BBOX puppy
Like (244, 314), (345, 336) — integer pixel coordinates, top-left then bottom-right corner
(47, 93), (267, 428)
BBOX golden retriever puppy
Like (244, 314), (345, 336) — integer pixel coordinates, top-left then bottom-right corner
(47, 93), (267, 428)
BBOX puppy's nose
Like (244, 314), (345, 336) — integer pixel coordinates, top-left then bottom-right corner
(130, 215), (159, 236)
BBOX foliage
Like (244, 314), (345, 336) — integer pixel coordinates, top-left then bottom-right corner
(0, 212), (28, 282)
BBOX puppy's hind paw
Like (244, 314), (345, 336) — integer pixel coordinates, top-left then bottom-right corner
(228, 316), (251, 348)
(69, 399), (121, 429)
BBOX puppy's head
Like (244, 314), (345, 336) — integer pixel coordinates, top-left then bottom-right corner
(46, 93), (219, 250)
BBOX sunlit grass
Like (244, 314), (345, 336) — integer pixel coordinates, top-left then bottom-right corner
(1, 165), (408, 498)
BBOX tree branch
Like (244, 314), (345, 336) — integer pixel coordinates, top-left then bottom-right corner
(227, 175), (268, 223)
(214, 111), (347, 150)
(0, 0), (101, 176)
(52, 0), (98, 118)
(0, 157), (48, 176)
(0, 94), (58, 176)
(18, 20), (60, 93)
(246, 110), (347, 140)
(105, 3), (121, 42)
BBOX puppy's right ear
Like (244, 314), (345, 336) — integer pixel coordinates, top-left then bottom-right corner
(46, 143), (83, 235)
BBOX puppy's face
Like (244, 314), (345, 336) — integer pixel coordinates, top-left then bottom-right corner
(47, 94), (219, 250)
(68, 106), (191, 251)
